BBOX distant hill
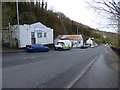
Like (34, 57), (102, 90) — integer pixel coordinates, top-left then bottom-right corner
(2, 2), (118, 48)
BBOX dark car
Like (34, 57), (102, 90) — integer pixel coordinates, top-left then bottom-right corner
(80, 44), (88, 49)
(25, 44), (49, 52)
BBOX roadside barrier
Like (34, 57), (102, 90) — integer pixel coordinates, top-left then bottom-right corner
(111, 47), (120, 55)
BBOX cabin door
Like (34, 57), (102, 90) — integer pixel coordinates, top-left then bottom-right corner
(31, 32), (36, 44)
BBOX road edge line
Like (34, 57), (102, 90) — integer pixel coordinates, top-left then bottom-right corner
(66, 47), (106, 88)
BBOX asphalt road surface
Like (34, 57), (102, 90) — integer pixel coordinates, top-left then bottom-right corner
(2, 45), (110, 88)
(72, 46), (118, 88)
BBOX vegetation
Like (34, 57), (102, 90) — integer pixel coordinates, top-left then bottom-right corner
(87, 0), (120, 32)
(2, 2), (118, 48)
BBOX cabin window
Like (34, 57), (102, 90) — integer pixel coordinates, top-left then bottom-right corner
(44, 32), (47, 38)
(31, 32), (35, 38)
(37, 33), (42, 38)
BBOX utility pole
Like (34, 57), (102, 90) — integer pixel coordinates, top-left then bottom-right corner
(76, 25), (78, 47)
(63, 24), (67, 34)
(77, 26), (78, 36)
(8, 22), (11, 48)
(61, 19), (67, 34)
(16, 0), (20, 48)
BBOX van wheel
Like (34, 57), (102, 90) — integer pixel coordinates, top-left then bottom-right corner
(55, 48), (57, 50)
(68, 47), (70, 50)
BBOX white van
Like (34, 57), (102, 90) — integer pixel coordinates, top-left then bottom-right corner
(55, 40), (72, 50)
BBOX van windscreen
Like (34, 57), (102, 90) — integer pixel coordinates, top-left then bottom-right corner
(57, 42), (64, 45)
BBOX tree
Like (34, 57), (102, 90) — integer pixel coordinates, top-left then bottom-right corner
(45, 2), (47, 10)
(41, 0), (44, 10)
(87, 0), (120, 33)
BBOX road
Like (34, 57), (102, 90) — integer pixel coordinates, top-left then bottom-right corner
(72, 46), (118, 88)
(2, 46), (109, 88)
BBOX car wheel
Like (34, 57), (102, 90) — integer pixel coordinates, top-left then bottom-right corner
(34, 49), (38, 52)
(26, 50), (29, 52)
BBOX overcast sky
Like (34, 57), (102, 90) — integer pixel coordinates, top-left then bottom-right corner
(43, 0), (117, 33)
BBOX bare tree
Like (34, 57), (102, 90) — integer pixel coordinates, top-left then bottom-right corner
(87, 0), (120, 32)
(41, 0), (44, 9)
(45, 2), (47, 10)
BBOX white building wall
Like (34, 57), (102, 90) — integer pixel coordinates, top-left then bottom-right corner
(71, 40), (83, 47)
(86, 38), (94, 45)
(71, 35), (83, 47)
(36, 28), (53, 45)
(19, 25), (31, 48)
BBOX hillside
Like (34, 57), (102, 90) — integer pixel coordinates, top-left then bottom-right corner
(2, 2), (118, 48)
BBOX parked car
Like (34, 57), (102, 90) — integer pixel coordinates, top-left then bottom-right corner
(94, 43), (98, 47)
(55, 40), (72, 50)
(90, 45), (95, 48)
(105, 43), (109, 47)
(25, 44), (49, 52)
(84, 43), (90, 47)
(80, 44), (88, 49)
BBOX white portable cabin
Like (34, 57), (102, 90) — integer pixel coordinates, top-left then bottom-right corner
(12, 22), (53, 48)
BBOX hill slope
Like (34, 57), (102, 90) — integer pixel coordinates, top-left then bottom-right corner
(2, 2), (118, 48)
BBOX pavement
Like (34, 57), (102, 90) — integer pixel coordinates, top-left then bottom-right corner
(72, 46), (118, 88)
(1, 48), (25, 53)
(1, 47), (55, 53)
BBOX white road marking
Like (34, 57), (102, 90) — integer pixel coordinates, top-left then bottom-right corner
(31, 57), (35, 59)
(23, 58), (26, 60)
